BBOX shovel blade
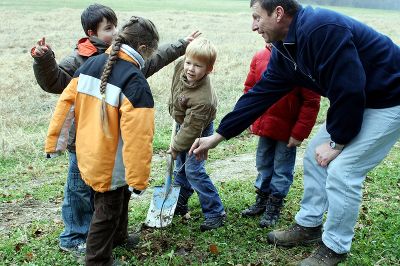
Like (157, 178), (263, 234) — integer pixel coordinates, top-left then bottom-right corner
(144, 185), (180, 228)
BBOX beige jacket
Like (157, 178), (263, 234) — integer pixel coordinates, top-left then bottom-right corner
(168, 57), (218, 151)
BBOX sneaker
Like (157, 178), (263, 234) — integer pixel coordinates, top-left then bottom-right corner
(241, 191), (269, 217)
(200, 214), (226, 232)
(114, 233), (140, 249)
(298, 242), (347, 266)
(267, 223), (322, 247)
(59, 242), (86, 256)
(259, 195), (283, 228)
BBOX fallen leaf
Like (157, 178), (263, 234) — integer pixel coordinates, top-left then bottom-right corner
(15, 243), (24, 252)
(34, 229), (43, 237)
(25, 252), (33, 261)
(209, 244), (219, 254)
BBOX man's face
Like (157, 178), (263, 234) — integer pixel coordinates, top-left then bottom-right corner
(251, 2), (280, 43)
(94, 17), (118, 45)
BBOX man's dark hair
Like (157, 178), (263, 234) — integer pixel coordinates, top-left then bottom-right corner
(81, 4), (118, 36)
(250, 0), (300, 16)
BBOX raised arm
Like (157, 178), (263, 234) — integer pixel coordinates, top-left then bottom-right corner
(32, 38), (80, 94)
(141, 31), (201, 78)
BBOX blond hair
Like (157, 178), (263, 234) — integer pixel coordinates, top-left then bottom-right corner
(99, 16), (159, 137)
(185, 38), (217, 71)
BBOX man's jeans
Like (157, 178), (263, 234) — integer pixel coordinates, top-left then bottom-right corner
(255, 137), (296, 199)
(173, 122), (225, 218)
(295, 106), (400, 254)
(59, 152), (94, 248)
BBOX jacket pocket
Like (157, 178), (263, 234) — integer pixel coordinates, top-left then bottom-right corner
(186, 112), (208, 131)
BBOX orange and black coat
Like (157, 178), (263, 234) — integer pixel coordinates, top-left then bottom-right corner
(45, 48), (154, 192)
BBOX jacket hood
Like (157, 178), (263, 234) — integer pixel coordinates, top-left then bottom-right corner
(77, 36), (109, 57)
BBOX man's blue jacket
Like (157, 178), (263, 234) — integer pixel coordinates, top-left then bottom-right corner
(218, 6), (400, 144)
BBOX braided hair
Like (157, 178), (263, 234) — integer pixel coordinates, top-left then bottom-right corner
(99, 16), (159, 138)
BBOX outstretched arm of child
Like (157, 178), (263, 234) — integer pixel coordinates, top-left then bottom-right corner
(31, 37), (49, 57)
(141, 30), (202, 78)
(184, 30), (201, 43)
(31, 37), (76, 94)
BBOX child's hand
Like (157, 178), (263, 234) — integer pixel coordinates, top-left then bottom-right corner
(184, 30), (202, 43)
(287, 136), (302, 148)
(167, 147), (178, 160)
(31, 37), (49, 57)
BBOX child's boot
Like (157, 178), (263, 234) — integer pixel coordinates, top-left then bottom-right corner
(259, 195), (283, 228)
(200, 213), (226, 232)
(241, 190), (269, 216)
(174, 190), (190, 216)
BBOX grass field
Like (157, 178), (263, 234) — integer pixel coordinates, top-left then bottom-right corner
(0, 1), (399, 265)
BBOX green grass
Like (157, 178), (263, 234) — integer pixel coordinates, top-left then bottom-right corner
(1, 157), (399, 265)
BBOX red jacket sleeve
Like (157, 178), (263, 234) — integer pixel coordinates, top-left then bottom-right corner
(290, 88), (321, 141)
(244, 54), (258, 93)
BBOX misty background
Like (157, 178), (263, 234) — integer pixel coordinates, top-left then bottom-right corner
(299, 0), (400, 10)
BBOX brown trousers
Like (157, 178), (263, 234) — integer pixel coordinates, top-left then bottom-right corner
(85, 185), (131, 266)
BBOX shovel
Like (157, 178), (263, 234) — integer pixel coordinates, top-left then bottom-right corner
(144, 121), (180, 228)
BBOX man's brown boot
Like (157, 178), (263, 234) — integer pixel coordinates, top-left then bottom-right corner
(298, 242), (347, 266)
(267, 223), (322, 247)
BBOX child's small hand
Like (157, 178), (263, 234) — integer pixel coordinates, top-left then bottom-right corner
(31, 37), (49, 57)
(184, 30), (202, 43)
(167, 147), (178, 160)
(287, 136), (302, 148)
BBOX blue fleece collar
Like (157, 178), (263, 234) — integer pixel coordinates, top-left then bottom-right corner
(283, 6), (303, 45)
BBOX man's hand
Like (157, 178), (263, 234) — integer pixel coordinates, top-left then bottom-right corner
(315, 142), (342, 167)
(189, 133), (225, 161)
(184, 30), (202, 43)
(31, 37), (49, 57)
(167, 147), (178, 160)
(287, 136), (302, 148)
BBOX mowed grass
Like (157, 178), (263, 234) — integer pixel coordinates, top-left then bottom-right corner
(0, 1), (399, 265)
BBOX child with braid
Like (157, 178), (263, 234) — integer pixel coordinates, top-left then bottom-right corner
(45, 16), (159, 265)
(32, 3), (200, 255)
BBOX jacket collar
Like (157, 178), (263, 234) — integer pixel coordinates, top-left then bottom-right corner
(180, 72), (208, 89)
(77, 36), (109, 57)
(120, 44), (145, 69)
(104, 45), (144, 69)
(283, 6), (303, 45)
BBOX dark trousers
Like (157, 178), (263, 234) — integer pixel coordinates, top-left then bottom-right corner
(85, 186), (131, 266)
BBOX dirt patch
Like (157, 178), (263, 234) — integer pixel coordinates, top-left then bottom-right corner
(208, 148), (305, 182)
(0, 150), (305, 237)
(0, 196), (61, 237)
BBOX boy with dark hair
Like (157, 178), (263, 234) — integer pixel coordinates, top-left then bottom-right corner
(31, 3), (200, 255)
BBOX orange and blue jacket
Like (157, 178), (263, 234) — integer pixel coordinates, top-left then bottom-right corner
(45, 47), (154, 192)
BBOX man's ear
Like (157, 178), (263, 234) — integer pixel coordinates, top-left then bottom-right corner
(275, 6), (285, 22)
(207, 66), (214, 74)
(87, 29), (95, 37)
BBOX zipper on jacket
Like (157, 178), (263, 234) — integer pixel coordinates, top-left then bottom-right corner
(271, 43), (316, 83)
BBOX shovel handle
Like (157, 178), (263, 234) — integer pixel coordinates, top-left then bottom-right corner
(165, 120), (177, 192)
